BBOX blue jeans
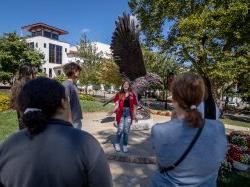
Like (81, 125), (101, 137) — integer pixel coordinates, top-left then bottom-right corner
(116, 108), (131, 146)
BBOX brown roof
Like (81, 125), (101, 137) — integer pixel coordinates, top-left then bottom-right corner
(67, 50), (78, 55)
(22, 22), (69, 35)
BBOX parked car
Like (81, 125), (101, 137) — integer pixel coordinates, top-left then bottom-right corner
(228, 102), (238, 107)
(106, 89), (116, 94)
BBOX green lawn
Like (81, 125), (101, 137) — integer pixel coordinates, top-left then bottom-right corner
(221, 118), (250, 128)
(0, 100), (114, 141)
(0, 110), (18, 141)
(81, 100), (114, 112)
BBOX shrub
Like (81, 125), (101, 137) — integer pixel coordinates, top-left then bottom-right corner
(218, 160), (232, 183)
(231, 135), (248, 147)
(241, 154), (250, 164)
(54, 74), (67, 83)
(0, 94), (10, 111)
(79, 94), (96, 101)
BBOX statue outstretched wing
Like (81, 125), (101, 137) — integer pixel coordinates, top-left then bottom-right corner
(110, 12), (146, 81)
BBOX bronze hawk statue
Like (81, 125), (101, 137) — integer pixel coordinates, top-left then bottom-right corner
(111, 12), (162, 93)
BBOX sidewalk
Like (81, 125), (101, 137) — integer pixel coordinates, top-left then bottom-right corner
(225, 124), (250, 132)
(83, 112), (250, 158)
(82, 112), (250, 187)
(83, 112), (165, 187)
(83, 112), (168, 157)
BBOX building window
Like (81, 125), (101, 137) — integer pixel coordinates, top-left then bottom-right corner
(49, 68), (52, 78)
(65, 48), (67, 52)
(44, 68), (46, 73)
(49, 43), (62, 64)
(28, 42), (34, 49)
(32, 30), (42, 37)
(52, 33), (59, 40)
(43, 31), (58, 40)
(56, 45), (62, 64)
(44, 43), (46, 48)
(49, 44), (55, 63)
(35, 43), (38, 48)
(44, 31), (51, 38)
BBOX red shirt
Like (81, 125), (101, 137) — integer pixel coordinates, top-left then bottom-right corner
(114, 92), (137, 124)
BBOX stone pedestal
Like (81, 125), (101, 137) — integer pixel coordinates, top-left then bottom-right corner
(131, 119), (154, 130)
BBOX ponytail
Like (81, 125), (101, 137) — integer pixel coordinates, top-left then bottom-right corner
(171, 73), (205, 128)
(185, 109), (203, 128)
(21, 110), (48, 135)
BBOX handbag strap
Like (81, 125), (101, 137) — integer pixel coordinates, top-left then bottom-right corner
(159, 119), (205, 173)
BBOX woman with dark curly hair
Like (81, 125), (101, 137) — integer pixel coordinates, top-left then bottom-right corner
(0, 77), (112, 187)
(10, 63), (36, 129)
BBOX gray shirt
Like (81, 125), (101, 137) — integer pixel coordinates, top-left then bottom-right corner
(63, 80), (83, 122)
(0, 119), (113, 187)
(150, 118), (227, 187)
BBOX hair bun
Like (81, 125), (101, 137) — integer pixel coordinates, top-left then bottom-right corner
(22, 110), (47, 135)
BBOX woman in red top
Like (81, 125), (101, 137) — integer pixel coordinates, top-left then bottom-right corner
(108, 81), (137, 153)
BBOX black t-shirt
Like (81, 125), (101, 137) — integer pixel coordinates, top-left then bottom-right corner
(124, 96), (130, 107)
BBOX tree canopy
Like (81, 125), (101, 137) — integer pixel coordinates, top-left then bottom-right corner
(97, 58), (123, 86)
(129, 0), (250, 98)
(77, 33), (103, 85)
(0, 32), (44, 83)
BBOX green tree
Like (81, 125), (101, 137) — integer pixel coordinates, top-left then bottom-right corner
(97, 58), (123, 86)
(77, 33), (103, 86)
(0, 32), (44, 83)
(143, 46), (181, 107)
(129, 0), (250, 99)
(142, 46), (180, 81)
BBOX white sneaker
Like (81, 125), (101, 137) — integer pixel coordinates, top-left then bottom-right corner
(123, 145), (128, 153)
(114, 144), (121, 152)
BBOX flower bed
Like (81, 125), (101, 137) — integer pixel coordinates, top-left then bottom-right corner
(0, 94), (10, 112)
(228, 131), (250, 171)
(79, 94), (96, 101)
(149, 109), (172, 116)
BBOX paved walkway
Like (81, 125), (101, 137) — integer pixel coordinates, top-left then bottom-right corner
(225, 124), (250, 132)
(82, 112), (167, 186)
(83, 112), (168, 157)
(82, 112), (250, 187)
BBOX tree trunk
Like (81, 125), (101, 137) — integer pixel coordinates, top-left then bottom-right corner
(202, 76), (216, 119)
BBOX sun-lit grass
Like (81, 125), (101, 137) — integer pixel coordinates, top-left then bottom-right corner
(81, 100), (114, 112)
(0, 110), (18, 141)
(0, 100), (114, 141)
(221, 118), (250, 128)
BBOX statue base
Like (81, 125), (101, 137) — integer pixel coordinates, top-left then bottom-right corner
(131, 119), (154, 130)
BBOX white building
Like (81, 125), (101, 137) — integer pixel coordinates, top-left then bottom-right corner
(22, 23), (111, 78)
(22, 23), (72, 77)
(91, 42), (111, 59)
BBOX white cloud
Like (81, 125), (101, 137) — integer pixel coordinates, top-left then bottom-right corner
(81, 28), (90, 33)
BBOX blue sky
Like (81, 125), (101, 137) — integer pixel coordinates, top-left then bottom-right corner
(0, 0), (130, 45)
